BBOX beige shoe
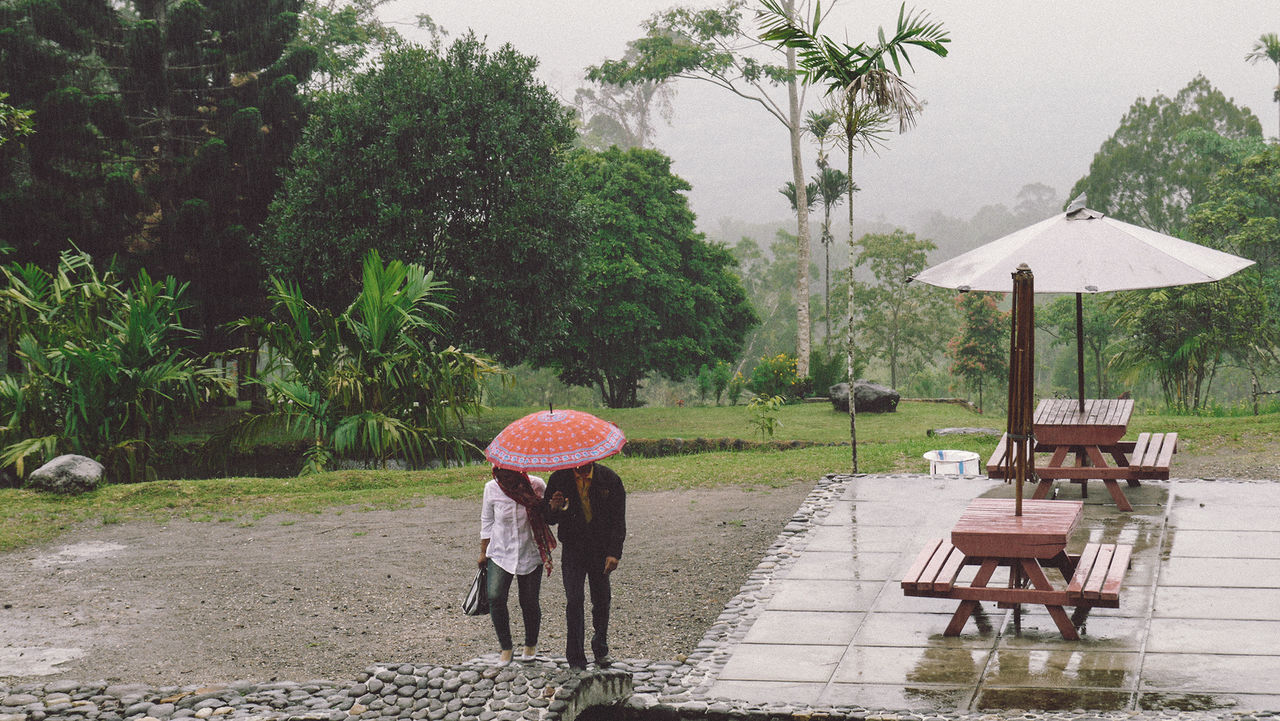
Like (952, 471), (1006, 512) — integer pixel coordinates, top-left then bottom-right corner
(498, 649), (513, 666)
(519, 646), (536, 661)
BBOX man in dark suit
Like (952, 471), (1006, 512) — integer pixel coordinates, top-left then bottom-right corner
(543, 461), (626, 670)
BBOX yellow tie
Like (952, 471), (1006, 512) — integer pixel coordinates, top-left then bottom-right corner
(576, 476), (592, 523)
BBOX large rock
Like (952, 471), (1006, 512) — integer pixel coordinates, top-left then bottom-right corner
(828, 382), (900, 413)
(27, 454), (105, 494)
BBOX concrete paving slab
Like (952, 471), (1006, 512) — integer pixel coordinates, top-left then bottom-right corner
(1164, 529), (1280, 558)
(976, 686), (1134, 711)
(740, 610), (864, 645)
(819, 682), (975, 712)
(716, 643), (844, 682)
(995, 612), (1147, 650)
(1145, 618), (1280, 655)
(766, 579), (882, 612)
(985, 648), (1141, 690)
(1159, 557), (1280, 587)
(1140, 652), (1280, 694)
(831, 645), (989, 686)
(854, 611), (999, 647)
(786, 550), (900, 580)
(1168, 503), (1280, 532)
(1137, 691), (1280, 712)
(703, 680), (826, 705)
(1153, 586), (1280, 619)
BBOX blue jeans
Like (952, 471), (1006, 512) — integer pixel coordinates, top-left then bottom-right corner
(561, 549), (610, 665)
(486, 560), (542, 651)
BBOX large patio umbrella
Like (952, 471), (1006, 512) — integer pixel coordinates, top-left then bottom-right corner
(910, 199), (1256, 411)
(1007, 265), (1035, 516)
(484, 408), (626, 472)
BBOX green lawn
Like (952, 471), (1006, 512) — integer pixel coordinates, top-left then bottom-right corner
(4, 400), (1277, 554)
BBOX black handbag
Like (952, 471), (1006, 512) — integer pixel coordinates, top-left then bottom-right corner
(463, 564), (489, 616)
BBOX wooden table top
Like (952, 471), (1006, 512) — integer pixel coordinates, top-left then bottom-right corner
(951, 498), (1083, 559)
(1033, 398), (1133, 445)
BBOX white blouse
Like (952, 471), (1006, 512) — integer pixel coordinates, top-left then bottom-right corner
(480, 475), (546, 576)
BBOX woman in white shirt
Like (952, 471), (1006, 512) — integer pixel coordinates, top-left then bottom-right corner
(479, 466), (556, 665)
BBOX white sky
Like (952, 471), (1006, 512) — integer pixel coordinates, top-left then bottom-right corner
(382, 1), (1280, 232)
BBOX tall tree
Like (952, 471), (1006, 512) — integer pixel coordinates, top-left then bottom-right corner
(588, 0), (819, 378)
(259, 37), (589, 365)
(729, 232), (799, 377)
(1246, 32), (1280, 139)
(851, 230), (950, 389)
(0, 0), (316, 351)
(1068, 74), (1262, 235)
(946, 292), (1007, 413)
(296, 0), (400, 93)
(759, 0), (949, 472)
(813, 164), (849, 340)
(556, 147), (757, 407)
(574, 41), (674, 151)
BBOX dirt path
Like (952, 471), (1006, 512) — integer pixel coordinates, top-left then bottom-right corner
(0, 482), (813, 686)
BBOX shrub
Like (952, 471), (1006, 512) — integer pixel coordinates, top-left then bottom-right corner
(0, 249), (231, 483)
(747, 353), (810, 401)
(218, 251), (498, 474)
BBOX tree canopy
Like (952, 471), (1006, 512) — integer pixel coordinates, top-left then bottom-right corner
(554, 147), (757, 408)
(259, 36), (589, 365)
(1, 0), (316, 350)
(1069, 74), (1263, 235)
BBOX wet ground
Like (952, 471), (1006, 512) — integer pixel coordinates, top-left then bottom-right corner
(706, 475), (1280, 712)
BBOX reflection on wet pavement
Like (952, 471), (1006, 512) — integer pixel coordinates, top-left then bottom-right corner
(704, 475), (1280, 712)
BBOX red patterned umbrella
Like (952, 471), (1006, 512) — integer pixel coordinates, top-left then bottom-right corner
(484, 409), (626, 472)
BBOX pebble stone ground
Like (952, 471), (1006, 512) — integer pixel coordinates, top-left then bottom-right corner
(4, 474), (1280, 721)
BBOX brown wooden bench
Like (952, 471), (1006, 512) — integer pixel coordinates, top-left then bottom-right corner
(901, 538), (971, 595)
(1065, 542), (1131, 608)
(986, 432), (1177, 510)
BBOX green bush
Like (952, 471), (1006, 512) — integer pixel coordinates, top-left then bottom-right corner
(0, 249), (231, 483)
(747, 353), (810, 401)
(219, 251), (498, 474)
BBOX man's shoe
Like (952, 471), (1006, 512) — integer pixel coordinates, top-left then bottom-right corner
(567, 657), (588, 671)
(593, 656), (612, 669)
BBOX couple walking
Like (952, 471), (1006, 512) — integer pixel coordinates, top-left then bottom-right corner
(478, 461), (626, 669)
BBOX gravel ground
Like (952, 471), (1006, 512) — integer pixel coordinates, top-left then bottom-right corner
(0, 481), (813, 687)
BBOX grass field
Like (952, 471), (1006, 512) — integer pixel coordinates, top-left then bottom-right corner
(3, 400), (1277, 553)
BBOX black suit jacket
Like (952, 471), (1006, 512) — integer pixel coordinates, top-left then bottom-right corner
(542, 463), (626, 561)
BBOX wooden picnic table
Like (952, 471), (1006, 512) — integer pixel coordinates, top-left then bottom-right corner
(902, 498), (1131, 641)
(987, 398), (1177, 511)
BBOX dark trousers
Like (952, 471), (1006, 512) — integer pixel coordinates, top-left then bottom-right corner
(561, 549), (610, 665)
(486, 560), (542, 651)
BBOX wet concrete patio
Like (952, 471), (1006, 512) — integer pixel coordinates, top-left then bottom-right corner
(704, 474), (1280, 712)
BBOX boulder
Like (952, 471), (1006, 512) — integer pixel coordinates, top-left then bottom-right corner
(27, 454), (106, 495)
(828, 382), (900, 413)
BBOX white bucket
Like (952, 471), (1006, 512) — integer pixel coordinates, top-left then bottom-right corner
(923, 449), (981, 475)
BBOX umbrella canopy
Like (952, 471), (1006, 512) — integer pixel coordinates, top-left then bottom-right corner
(484, 409), (626, 472)
(910, 206), (1255, 294)
(910, 203), (1256, 409)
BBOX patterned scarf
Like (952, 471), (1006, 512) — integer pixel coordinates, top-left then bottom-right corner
(494, 467), (557, 576)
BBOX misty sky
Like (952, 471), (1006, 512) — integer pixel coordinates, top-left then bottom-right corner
(382, 1), (1280, 234)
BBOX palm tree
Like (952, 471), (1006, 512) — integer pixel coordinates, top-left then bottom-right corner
(760, 1), (949, 472)
(813, 165), (852, 341)
(1246, 32), (1280, 138)
(780, 180), (820, 214)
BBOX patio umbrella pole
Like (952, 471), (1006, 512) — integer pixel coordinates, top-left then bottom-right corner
(1076, 293), (1086, 413)
(1008, 265), (1035, 517)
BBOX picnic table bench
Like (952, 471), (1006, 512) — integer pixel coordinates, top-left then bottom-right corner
(900, 498), (1132, 640)
(986, 398), (1177, 511)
